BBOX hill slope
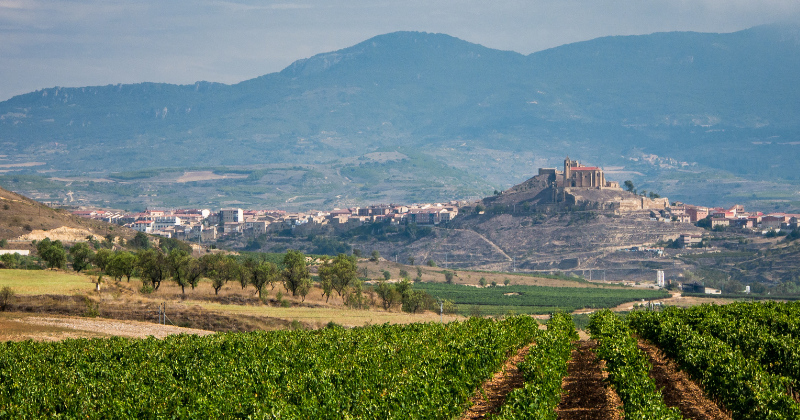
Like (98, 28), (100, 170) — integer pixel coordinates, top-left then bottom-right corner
(0, 187), (135, 244)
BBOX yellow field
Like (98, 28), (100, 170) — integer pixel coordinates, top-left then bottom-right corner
(0, 269), (95, 295)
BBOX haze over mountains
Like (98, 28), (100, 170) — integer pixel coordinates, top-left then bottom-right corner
(1, 24), (799, 210)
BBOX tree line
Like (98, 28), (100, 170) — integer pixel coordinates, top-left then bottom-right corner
(32, 236), (437, 313)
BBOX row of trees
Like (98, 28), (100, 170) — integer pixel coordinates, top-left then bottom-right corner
(35, 236), (438, 312)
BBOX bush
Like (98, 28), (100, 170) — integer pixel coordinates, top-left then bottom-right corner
(0, 286), (14, 311)
(427, 259), (436, 267)
(443, 271), (455, 284)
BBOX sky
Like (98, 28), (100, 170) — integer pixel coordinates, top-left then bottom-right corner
(1, 0), (799, 101)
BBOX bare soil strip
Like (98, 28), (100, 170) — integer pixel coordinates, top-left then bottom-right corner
(460, 344), (533, 419)
(638, 340), (732, 420)
(557, 340), (623, 420)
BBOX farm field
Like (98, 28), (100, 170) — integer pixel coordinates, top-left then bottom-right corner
(628, 303), (800, 419)
(3, 284), (800, 418)
(0, 269), (96, 295)
(0, 316), (543, 418)
(0, 266), (676, 332)
(413, 282), (670, 316)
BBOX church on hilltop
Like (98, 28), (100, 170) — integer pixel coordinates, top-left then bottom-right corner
(489, 154), (667, 211)
(538, 156), (620, 190)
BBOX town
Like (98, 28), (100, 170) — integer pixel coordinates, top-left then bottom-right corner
(72, 201), (463, 242)
(69, 157), (800, 249)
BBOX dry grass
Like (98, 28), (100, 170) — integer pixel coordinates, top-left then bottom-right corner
(0, 269), (96, 295)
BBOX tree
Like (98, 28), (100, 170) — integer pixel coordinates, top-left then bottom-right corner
(236, 259), (253, 290)
(417, 266), (423, 279)
(475, 204), (485, 213)
(407, 256), (415, 265)
(318, 254), (358, 302)
(352, 249), (362, 257)
(160, 237), (191, 254)
(184, 258), (205, 291)
(504, 278), (510, 286)
(427, 259), (436, 267)
(402, 289), (432, 313)
(624, 180), (635, 192)
(105, 253), (126, 282)
(251, 261), (278, 299)
(297, 278), (312, 302)
(107, 251), (136, 282)
(697, 216), (712, 230)
(383, 270), (391, 280)
(345, 280), (366, 309)
(130, 232), (150, 249)
(282, 250), (311, 297)
(370, 250), (381, 262)
(376, 281), (401, 310)
(69, 242), (93, 273)
(201, 254), (237, 295)
(479, 277), (487, 287)
(399, 269), (409, 279)
(93, 248), (113, 272)
(167, 249), (192, 295)
(136, 249), (170, 291)
(36, 238), (66, 269)
(444, 271), (454, 284)
(649, 191), (660, 199)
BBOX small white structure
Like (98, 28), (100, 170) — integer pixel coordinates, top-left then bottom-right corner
(745, 285), (751, 294)
(656, 270), (665, 288)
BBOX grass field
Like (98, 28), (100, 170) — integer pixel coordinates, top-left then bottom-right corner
(0, 269), (95, 295)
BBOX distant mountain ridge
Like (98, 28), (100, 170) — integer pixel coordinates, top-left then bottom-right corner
(1, 24), (799, 208)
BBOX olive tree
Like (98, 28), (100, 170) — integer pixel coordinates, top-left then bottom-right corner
(69, 242), (94, 273)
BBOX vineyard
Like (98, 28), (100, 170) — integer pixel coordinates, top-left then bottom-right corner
(413, 282), (670, 315)
(4, 303), (800, 419)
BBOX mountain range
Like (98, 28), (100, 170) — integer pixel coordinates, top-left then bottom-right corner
(1, 24), (799, 210)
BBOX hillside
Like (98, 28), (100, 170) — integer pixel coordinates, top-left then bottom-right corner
(1, 24), (799, 209)
(0, 186), (136, 245)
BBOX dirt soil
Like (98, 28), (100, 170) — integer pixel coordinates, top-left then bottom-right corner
(0, 313), (213, 341)
(557, 340), (623, 420)
(461, 344), (533, 419)
(9, 294), (293, 333)
(638, 340), (732, 420)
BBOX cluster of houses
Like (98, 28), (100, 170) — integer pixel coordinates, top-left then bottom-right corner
(672, 203), (800, 230)
(663, 203), (800, 249)
(73, 202), (461, 241)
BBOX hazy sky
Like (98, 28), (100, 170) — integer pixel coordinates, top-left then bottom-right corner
(1, 0), (799, 101)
